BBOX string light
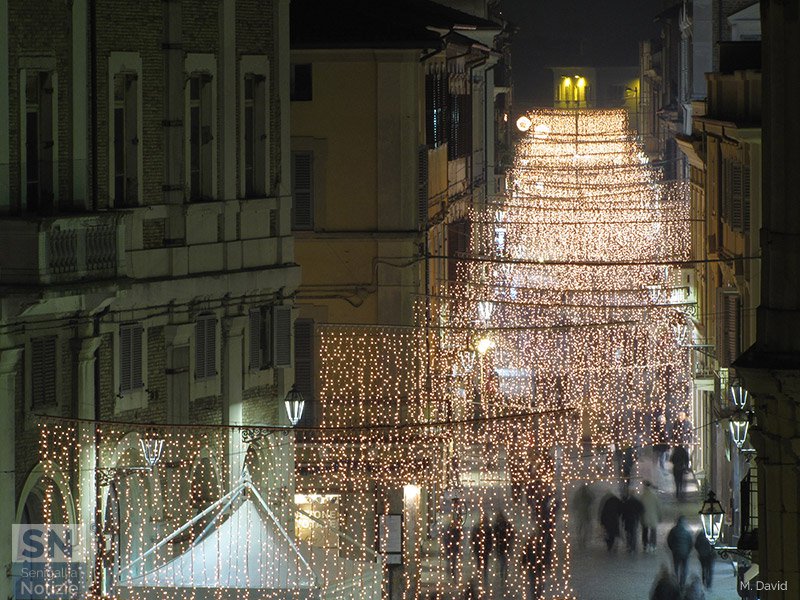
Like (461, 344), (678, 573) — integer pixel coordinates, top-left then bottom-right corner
(35, 108), (689, 600)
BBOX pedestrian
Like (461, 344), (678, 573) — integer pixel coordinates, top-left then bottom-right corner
(620, 492), (644, 553)
(666, 516), (693, 587)
(640, 481), (662, 552)
(571, 483), (594, 548)
(669, 445), (690, 501)
(471, 515), (493, 587)
(683, 575), (706, 600)
(443, 515), (462, 580)
(672, 410), (694, 448)
(599, 493), (623, 552)
(650, 566), (681, 600)
(521, 536), (542, 600)
(694, 530), (715, 588)
(493, 511), (514, 584)
(653, 412), (670, 472)
(620, 446), (636, 493)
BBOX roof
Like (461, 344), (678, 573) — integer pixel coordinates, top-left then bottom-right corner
(291, 0), (501, 50)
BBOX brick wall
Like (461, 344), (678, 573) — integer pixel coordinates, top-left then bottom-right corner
(243, 382), (280, 425)
(8, 0), (73, 210)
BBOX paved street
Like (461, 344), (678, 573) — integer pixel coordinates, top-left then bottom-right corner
(570, 466), (741, 600)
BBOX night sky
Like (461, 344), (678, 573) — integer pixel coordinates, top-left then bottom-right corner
(502, 0), (666, 107)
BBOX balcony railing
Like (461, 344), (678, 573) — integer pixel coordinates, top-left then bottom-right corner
(0, 213), (125, 285)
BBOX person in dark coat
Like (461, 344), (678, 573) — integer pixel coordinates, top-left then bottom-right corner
(650, 566), (681, 600)
(653, 412), (670, 471)
(667, 516), (693, 586)
(599, 493), (623, 552)
(670, 445), (690, 500)
(521, 536), (542, 600)
(493, 511), (514, 583)
(572, 483), (594, 548)
(471, 516), (493, 587)
(694, 530), (715, 588)
(620, 493), (645, 553)
(684, 575), (706, 600)
(443, 516), (462, 580)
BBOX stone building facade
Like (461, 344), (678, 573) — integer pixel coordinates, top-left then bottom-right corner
(0, 0), (298, 596)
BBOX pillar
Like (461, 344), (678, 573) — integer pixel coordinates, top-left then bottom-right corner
(222, 316), (246, 488)
(73, 337), (101, 586)
(0, 348), (23, 600)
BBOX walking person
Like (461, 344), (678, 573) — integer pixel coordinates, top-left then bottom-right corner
(684, 575), (706, 600)
(640, 481), (662, 552)
(620, 492), (644, 553)
(443, 515), (463, 581)
(493, 511), (514, 587)
(471, 515), (493, 589)
(521, 536), (542, 600)
(669, 445), (690, 501)
(653, 412), (670, 472)
(571, 483), (594, 549)
(694, 530), (715, 589)
(650, 566), (681, 600)
(666, 516), (693, 587)
(599, 493), (623, 552)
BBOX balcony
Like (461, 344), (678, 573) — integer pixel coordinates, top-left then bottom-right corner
(0, 213), (125, 285)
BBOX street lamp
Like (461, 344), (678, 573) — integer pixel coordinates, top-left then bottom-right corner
(699, 490), (725, 544)
(139, 436), (165, 468)
(475, 337), (495, 356)
(730, 381), (749, 409)
(284, 385), (305, 427)
(729, 412), (750, 449)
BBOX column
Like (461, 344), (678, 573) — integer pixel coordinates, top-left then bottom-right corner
(403, 485), (421, 600)
(72, 337), (101, 587)
(222, 316), (245, 487)
(0, 348), (23, 600)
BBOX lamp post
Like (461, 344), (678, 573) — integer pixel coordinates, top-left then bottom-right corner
(699, 490), (752, 563)
(241, 385), (305, 444)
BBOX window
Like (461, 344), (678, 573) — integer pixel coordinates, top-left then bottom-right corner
(447, 219), (470, 282)
(291, 151), (313, 230)
(31, 336), (57, 408)
(243, 72), (267, 198)
(249, 307), (273, 370)
(119, 324), (144, 394)
(113, 73), (139, 207)
(24, 71), (55, 211)
(425, 68), (448, 148)
(448, 84), (471, 161)
(290, 64), (312, 101)
(188, 73), (214, 201)
(195, 314), (217, 380)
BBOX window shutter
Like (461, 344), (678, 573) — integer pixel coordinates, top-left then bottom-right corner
(132, 325), (143, 389)
(417, 146), (428, 226)
(195, 318), (206, 379)
(721, 159), (732, 225)
(716, 289), (740, 367)
(742, 165), (751, 230)
(205, 317), (216, 377)
(294, 319), (314, 424)
(731, 163), (743, 231)
(125, 74), (139, 205)
(249, 309), (262, 371)
(273, 306), (292, 367)
(31, 336), (57, 408)
(291, 152), (313, 230)
(120, 326), (132, 392)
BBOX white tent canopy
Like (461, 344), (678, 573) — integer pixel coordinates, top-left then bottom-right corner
(125, 497), (316, 590)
